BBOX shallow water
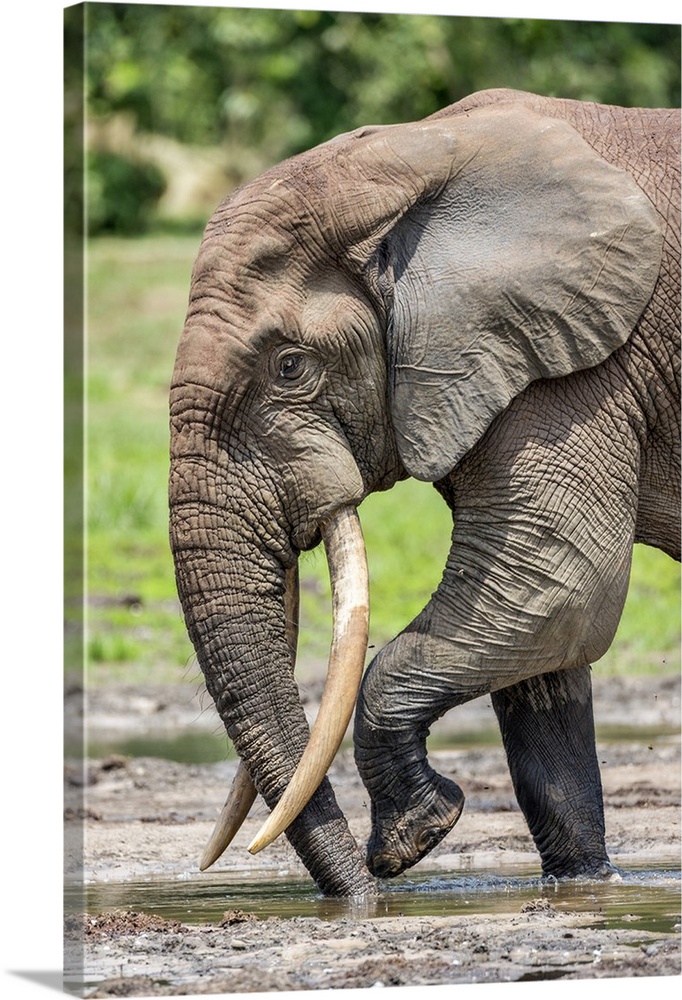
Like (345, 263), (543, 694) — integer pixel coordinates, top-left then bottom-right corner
(69, 862), (680, 935)
(79, 723), (679, 765)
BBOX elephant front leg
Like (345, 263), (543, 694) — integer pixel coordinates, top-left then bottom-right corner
(354, 626), (473, 878)
(492, 665), (615, 879)
(353, 571), (623, 880)
(353, 721), (465, 878)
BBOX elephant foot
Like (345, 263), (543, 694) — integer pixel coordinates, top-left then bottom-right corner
(354, 710), (465, 879)
(366, 771), (465, 879)
(542, 858), (620, 882)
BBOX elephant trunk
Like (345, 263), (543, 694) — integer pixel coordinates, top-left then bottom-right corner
(200, 561), (300, 871)
(169, 443), (374, 894)
(248, 506), (370, 853)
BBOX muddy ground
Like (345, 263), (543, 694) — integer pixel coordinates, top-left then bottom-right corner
(64, 674), (681, 997)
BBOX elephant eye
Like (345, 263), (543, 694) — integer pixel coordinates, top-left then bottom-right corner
(278, 353), (305, 381)
(270, 346), (323, 401)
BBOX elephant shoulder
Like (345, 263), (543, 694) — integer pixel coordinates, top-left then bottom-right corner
(425, 88), (538, 122)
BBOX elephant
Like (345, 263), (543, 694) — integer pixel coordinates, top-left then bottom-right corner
(169, 88), (680, 897)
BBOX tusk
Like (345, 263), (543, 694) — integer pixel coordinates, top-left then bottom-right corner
(248, 505), (369, 854)
(199, 759), (257, 870)
(199, 565), (300, 870)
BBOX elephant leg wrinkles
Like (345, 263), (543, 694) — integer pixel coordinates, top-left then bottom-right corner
(492, 665), (614, 879)
(354, 373), (640, 879)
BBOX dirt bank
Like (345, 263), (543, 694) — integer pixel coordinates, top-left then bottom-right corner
(64, 674), (681, 996)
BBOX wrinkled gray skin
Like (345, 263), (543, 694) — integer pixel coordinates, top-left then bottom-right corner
(169, 89), (680, 896)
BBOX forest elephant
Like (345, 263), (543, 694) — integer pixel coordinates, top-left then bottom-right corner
(169, 89), (680, 897)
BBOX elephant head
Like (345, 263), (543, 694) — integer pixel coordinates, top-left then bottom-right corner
(169, 95), (662, 896)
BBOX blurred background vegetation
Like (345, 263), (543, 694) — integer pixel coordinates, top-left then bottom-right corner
(82, 5), (681, 235)
(69, 4), (681, 690)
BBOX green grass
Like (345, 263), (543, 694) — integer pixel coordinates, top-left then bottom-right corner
(596, 544), (680, 675)
(83, 234), (680, 687)
(85, 235), (202, 684)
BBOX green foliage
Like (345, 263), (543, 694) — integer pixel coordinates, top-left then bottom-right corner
(83, 6), (681, 232)
(86, 7), (680, 148)
(87, 151), (166, 234)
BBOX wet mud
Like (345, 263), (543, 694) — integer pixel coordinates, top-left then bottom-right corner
(64, 674), (681, 996)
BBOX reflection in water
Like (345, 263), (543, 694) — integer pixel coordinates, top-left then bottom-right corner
(67, 863), (680, 935)
(75, 724), (680, 765)
(71, 731), (236, 764)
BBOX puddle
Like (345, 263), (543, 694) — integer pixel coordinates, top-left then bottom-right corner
(66, 862), (681, 934)
(73, 723), (680, 765)
(393, 866), (681, 936)
(78, 731), (235, 764)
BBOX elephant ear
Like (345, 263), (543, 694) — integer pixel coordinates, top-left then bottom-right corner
(367, 104), (663, 481)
